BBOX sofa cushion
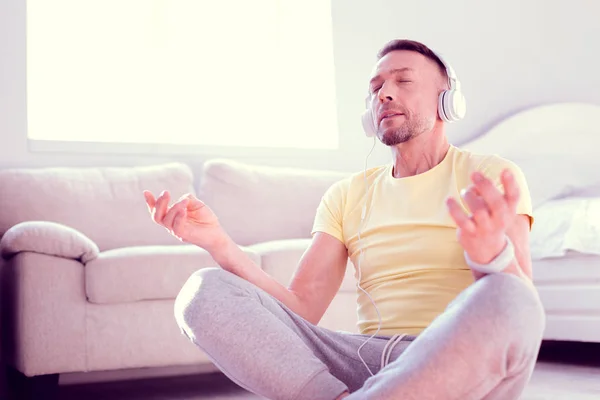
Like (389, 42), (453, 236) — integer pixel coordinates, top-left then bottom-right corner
(248, 238), (357, 293)
(0, 162), (195, 251)
(197, 158), (350, 246)
(85, 244), (261, 304)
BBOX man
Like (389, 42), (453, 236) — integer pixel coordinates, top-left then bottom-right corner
(144, 39), (545, 400)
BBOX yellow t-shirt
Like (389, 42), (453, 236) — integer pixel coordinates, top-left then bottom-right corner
(311, 145), (533, 336)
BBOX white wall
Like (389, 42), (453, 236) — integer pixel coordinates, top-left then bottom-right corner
(1, 0), (599, 174)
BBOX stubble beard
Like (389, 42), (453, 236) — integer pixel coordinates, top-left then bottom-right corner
(379, 114), (436, 147)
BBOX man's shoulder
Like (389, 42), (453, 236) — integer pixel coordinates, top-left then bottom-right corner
(345, 164), (389, 191)
(329, 164), (388, 187)
(451, 145), (522, 174)
(451, 146), (529, 194)
(323, 164), (389, 200)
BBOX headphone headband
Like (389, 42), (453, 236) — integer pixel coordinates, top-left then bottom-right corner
(431, 50), (460, 91)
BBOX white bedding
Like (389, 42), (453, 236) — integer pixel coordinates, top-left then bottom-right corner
(532, 252), (600, 282)
(530, 197), (600, 260)
(460, 103), (600, 344)
(532, 252), (600, 343)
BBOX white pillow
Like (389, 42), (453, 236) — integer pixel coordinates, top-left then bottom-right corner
(511, 156), (600, 209)
(530, 197), (600, 260)
(0, 162), (195, 251)
(197, 159), (350, 246)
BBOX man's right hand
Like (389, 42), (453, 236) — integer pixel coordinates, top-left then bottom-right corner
(143, 190), (227, 252)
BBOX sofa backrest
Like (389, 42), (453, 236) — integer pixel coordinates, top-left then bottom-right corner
(197, 158), (351, 246)
(0, 163), (195, 251)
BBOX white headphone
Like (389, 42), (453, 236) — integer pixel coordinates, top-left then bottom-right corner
(361, 50), (467, 138)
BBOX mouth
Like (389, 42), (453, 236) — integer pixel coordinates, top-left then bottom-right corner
(379, 113), (404, 124)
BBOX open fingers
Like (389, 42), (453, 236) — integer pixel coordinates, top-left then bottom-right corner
(461, 186), (494, 232)
(143, 190), (156, 210)
(162, 198), (189, 231)
(461, 186), (487, 214)
(446, 197), (476, 234)
(470, 172), (506, 227)
(152, 190), (171, 223)
(172, 209), (186, 240)
(500, 169), (520, 213)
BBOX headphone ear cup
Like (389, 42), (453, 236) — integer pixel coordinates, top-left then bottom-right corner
(439, 89), (466, 122)
(362, 109), (377, 137)
(438, 91), (450, 122)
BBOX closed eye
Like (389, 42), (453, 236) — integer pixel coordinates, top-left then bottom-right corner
(371, 80), (411, 93)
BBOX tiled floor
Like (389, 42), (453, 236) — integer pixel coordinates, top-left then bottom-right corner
(59, 341), (600, 400)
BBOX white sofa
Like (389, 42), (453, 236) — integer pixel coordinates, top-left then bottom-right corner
(1, 154), (599, 397)
(0, 159), (357, 398)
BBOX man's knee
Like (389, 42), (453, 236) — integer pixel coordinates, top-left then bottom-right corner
(477, 273), (546, 340)
(173, 267), (231, 340)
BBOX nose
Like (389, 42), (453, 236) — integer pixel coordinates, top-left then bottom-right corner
(378, 81), (395, 103)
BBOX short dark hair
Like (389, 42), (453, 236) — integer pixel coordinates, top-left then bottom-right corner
(377, 39), (447, 79)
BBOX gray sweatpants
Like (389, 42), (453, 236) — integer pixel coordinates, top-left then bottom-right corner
(174, 268), (545, 400)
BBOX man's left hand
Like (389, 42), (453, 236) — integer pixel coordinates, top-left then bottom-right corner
(446, 169), (520, 264)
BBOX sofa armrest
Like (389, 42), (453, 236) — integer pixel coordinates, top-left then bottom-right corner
(1, 252), (87, 375)
(1, 221), (99, 263)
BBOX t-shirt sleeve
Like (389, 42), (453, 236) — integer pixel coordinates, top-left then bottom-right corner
(311, 179), (348, 243)
(477, 156), (534, 229)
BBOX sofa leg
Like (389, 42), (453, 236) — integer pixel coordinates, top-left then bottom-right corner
(6, 367), (59, 400)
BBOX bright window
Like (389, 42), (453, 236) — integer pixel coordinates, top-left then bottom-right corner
(26, 0), (339, 151)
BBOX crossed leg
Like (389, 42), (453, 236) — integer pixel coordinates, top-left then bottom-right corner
(347, 273), (545, 400)
(175, 268), (545, 400)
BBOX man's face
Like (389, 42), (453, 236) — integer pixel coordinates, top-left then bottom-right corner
(367, 50), (444, 146)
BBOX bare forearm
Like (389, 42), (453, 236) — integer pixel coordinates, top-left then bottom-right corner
(207, 235), (310, 319)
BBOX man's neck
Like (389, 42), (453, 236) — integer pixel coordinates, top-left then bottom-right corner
(390, 130), (450, 179)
